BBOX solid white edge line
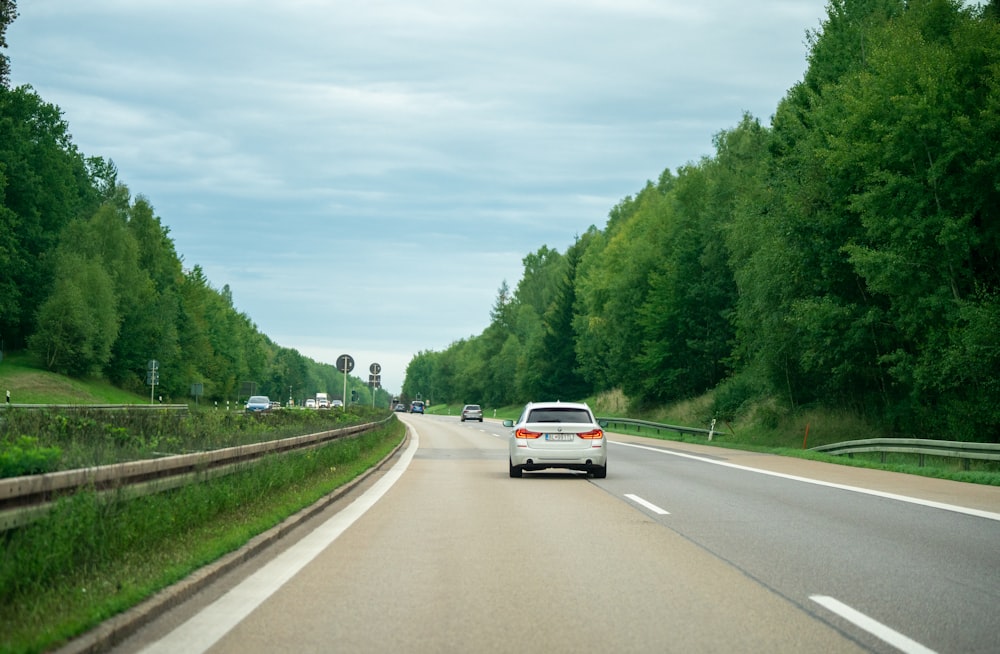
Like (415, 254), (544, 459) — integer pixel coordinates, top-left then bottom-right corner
(810, 595), (938, 654)
(140, 425), (421, 654)
(624, 493), (670, 515)
(611, 440), (1000, 522)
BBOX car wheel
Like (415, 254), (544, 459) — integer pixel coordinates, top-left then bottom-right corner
(478, 418), (483, 422)
(460, 417), (465, 422)
(591, 464), (607, 479)
(509, 459), (522, 478)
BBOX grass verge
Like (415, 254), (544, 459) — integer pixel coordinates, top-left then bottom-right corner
(0, 419), (405, 654)
(1, 404), (385, 474)
(0, 352), (146, 405)
(601, 421), (1000, 486)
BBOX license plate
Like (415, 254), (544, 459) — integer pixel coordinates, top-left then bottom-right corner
(546, 433), (574, 441)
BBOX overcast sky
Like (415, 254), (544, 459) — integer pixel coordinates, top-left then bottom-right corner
(9, 0), (829, 393)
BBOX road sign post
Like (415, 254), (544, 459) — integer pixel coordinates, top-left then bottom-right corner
(337, 354), (354, 410)
(147, 360), (159, 404)
(369, 363), (381, 407)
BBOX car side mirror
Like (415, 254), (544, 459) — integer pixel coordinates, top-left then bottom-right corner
(502, 419), (514, 427)
(598, 419), (608, 428)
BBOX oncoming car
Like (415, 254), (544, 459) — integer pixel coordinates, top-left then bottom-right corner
(503, 401), (607, 478)
(245, 395), (272, 413)
(460, 404), (483, 422)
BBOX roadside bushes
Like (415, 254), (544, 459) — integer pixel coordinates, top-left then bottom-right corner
(0, 436), (62, 476)
(0, 418), (404, 653)
(711, 375), (765, 423)
(0, 406), (385, 474)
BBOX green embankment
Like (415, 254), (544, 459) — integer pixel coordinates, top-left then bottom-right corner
(0, 352), (147, 405)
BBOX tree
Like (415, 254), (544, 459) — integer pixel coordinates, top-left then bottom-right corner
(824, 0), (1000, 434)
(488, 280), (514, 331)
(574, 180), (673, 394)
(118, 195), (183, 394)
(0, 85), (98, 349)
(723, 0), (1000, 435)
(725, 0), (911, 412)
(514, 246), (564, 317)
(803, 0), (903, 93)
(29, 251), (118, 375)
(402, 350), (439, 402)
(262, 345), (305, 403)
(0, 0), (16, 88)
(634, 157), (737, 405)
(0, 175), (22, 333)
(534, 235), (591, 400)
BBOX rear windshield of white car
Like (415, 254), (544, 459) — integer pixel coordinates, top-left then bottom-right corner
(526, 408), (592, 423)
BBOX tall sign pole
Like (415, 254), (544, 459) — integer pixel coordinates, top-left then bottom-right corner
(337, 354), (354, 410)
(369, 363), (381, 408)
(147, 360), (159, 404)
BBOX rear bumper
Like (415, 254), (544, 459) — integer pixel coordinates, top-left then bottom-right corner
(509, 444), (607, 469)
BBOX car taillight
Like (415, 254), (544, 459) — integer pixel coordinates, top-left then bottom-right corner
(515, 428), (542, 439)
(577, 428), (604, 439)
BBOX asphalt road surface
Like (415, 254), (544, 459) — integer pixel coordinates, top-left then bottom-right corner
(99, 413), (1000, 654)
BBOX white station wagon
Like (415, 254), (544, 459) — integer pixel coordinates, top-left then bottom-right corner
(504, 401), (607, 478)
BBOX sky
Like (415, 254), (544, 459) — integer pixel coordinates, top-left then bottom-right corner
(8, 0), (830, 394)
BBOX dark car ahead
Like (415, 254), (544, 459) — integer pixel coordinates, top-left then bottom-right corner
(410, 400), (425, 414)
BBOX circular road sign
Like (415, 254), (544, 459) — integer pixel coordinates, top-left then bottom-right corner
(337, 354), (355, 374)
(370, 362), (381, 375)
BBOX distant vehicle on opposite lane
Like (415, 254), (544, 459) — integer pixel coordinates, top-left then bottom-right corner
(245, 395), (272, 413)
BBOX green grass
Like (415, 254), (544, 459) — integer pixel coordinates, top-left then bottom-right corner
(584, 391), (1000, 486)
(2, 402), (383, 472)
(0, 352), (147, 405)
(0, 420), (406, 654)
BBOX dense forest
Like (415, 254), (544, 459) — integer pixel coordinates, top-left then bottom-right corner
(0, 1), (383, 406)
(402, 0), (1000, 442)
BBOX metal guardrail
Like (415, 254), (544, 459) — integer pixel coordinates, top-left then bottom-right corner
(0, 416), (392, 532)
(810, 438), (1000, 469)
(598, 418), (999, 470)
(0, 403), (189, 412)
(598, 416), (726, 439)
